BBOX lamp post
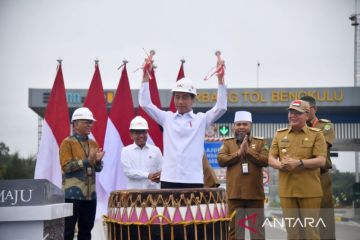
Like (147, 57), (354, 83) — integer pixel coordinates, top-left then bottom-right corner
(350, 12), (360, 219)
(256, 61), (260, 88)
(350, 14), (360, 87)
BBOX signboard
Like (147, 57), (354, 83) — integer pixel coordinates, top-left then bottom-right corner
(0, 179), (64, 207)
(204, 141), (223, 169)
(219, 125), (229, 136)
(352, 182), (360, 199)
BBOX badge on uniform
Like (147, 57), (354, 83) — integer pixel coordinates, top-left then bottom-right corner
(324, 124), (331, 131)
(242, 162), (249, 175)
(281, 136), (289, 142)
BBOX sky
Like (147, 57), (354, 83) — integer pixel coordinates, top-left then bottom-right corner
(0, 0), (357, 172)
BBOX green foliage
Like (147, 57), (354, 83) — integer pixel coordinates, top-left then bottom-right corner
(331, 167), (356, 207)
(0, 142), (36, 180)
(0, 142), (9, 155)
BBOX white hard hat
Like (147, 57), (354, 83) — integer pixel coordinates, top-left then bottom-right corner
(71, 107), (96, 122)
(129, 116), (149, 130)
(234, 111), (252, 123)
(171, 77), (197, 95)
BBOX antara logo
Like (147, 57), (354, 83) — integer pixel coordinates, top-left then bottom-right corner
(237, 213), (326, 232)
(237, 213), (258, 233)
(262, 217), (326, 228)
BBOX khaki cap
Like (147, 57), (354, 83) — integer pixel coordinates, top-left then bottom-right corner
(288, 100), (310, 113)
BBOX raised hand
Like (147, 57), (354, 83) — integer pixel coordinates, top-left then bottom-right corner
(143, 49), (155, 80)
(204, 50), (225, 84)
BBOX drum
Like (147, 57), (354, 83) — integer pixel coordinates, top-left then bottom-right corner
(105, 188), (229, 240)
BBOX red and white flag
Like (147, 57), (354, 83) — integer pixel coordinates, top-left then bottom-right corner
(83, 61), (108, 148)
(83, 61), (108, 218)
(138, 69), (163, 151)
(169, 60), (185, 112)
(35, 61), (70, 188)
(100, 64), (135, 202)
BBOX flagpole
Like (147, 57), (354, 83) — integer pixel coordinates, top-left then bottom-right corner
(57, 59), (62, 70)
(118, 59), (128, 70)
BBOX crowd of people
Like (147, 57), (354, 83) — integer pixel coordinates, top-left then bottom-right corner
(59, 64), (335, 239)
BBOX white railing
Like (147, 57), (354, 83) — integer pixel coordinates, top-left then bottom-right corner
(209, 123), (360, 140)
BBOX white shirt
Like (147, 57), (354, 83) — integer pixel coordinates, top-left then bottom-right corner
(121, 143), (163, 189)
(139, 82), (227, 183)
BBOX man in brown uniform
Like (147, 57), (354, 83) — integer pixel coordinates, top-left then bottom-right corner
(301, 95), (336, 240)
(203, 153), (220, 188)
(218, 111), (268, 240)
(269, 100), (327, 240)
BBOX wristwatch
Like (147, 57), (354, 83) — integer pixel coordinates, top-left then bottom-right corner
(298, 159), (304, 168)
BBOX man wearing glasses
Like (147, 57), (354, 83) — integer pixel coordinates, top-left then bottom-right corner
(60, 107), (105, 240)
(269, 100), (327, 240)
(121, 116), (163, 189)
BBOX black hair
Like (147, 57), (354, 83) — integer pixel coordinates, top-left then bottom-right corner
(300, 95), (316, 106)
(172, 92), (196, 99)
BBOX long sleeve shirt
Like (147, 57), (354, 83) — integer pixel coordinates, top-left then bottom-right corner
(121, 143), (163, 189)
(217, 136), (268, 200)
(59, 134), (103, 200)
(139, 82), (227, 183)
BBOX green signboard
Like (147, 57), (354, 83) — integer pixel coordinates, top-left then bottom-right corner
(219, 125), (229, 136)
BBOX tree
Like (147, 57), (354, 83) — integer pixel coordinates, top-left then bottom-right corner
(332, 165), (356, 207)
(0, 142), (10, 156)
(0, 142), (36, 180)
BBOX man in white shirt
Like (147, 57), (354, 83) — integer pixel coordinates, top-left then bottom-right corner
(121, 116), (163, 189)
(139, 70), (227, 189)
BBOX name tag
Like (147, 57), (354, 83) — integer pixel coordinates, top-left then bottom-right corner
(242, 163), (249, 175)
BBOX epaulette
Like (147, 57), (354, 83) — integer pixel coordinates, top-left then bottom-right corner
(277, 127), (288, 132)
(224, 137), (235, 141)
(319, 119), (331, 123)
(309, 127), (321, 132)
(252, 136), (264, 140)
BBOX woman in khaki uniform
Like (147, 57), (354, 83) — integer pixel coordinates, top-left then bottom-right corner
(301, 95), (336, 240)
(269, 100), (327, 240)
(218, 111), (268, 240)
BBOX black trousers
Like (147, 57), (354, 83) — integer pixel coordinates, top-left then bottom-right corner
(64, 199), (97, 240)
(161, 181), (204, 189)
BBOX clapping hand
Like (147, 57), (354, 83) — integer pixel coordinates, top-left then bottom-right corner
(237, 135), (249, 158)
(89, 148), (105, 166)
